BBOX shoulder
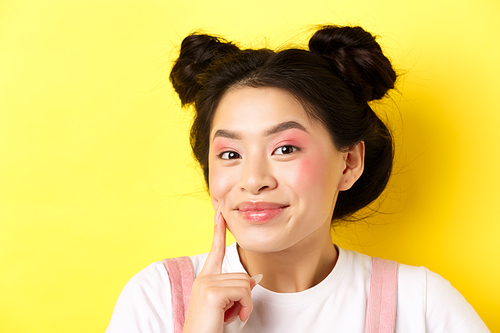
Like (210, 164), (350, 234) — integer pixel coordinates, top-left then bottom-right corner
(105, 244), (235, 333)
(421, 267), (489, 332)
(339, 248), (489, 332)
(106, 261), (174, 333)
(397, 263), (489, 332)
(114, 261), (172, 306)
(105, 245), (231, 333)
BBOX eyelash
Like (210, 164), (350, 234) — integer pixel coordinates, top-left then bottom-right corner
(273, 145), (299, 155)
(217, 145), (299, 160)
(218, 151), (241, 160)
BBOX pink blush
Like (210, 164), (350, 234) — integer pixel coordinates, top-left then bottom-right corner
(296, 158), (313, 186)
(294, 153), (330, 190)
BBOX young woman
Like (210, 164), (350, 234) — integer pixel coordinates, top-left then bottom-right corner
(106, 25), (489, 332)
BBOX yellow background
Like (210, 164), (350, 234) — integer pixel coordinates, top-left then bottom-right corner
(1, 0), (499, 331)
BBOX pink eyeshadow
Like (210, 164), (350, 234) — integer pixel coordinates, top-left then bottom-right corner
(212, 139), (235, 152)
(272, 129), (311, 148)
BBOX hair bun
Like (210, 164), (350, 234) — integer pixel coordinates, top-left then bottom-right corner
(170, 34), (240, 105)
(309, 25), (396, 102)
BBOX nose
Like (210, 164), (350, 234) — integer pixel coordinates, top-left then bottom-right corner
(239, 154), (278, 194)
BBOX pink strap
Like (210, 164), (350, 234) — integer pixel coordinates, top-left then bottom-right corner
(365, 257), (399, 333)
(163, 257), (195, 333)
(163, 255), (396, 333)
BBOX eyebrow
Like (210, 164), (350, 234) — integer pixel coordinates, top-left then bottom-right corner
(265, 121), (308, 136)
(212, 121), (309, 142)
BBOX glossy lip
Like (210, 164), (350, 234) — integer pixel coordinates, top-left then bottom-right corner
(236, 201), (288, 224)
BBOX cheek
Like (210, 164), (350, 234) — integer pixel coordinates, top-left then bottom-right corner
(209, 163), (234, 203)
(284, 155), (331, 192)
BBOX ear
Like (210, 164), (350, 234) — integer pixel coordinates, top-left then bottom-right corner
(338, 141), (365, 191)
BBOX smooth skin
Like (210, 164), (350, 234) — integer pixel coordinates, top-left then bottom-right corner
(182, 87), (364, 332)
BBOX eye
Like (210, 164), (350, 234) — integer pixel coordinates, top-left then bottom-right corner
(273, 145), (299, 155)
(218, 151), (241, 160)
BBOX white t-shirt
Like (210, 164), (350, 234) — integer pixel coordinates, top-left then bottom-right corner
(105, 243), (489, 332)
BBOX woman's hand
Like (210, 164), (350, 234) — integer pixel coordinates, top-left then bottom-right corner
(182, 207), (261, 333)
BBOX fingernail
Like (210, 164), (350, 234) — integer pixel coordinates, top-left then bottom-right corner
(250, 274), (263, 285)
(239, 318), (248, 331)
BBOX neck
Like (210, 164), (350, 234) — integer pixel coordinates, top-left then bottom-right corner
(237, 224), (338, 293)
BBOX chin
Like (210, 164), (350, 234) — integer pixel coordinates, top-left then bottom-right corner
(236, 241), (269, 253)
(226, 215), (296, 254)
(234, 234), (292, 254)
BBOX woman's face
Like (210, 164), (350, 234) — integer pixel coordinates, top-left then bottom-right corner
(208, 86), (349, 253)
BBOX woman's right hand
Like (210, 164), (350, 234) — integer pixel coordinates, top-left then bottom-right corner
(182, 207), (261, 333)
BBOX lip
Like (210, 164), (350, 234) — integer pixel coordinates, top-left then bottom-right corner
(236, 201), (288, 224)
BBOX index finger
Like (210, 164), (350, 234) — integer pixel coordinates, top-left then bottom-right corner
(199, 206), (227, 276)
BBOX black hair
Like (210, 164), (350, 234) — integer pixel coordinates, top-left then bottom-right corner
(170, 25), (396, 221)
